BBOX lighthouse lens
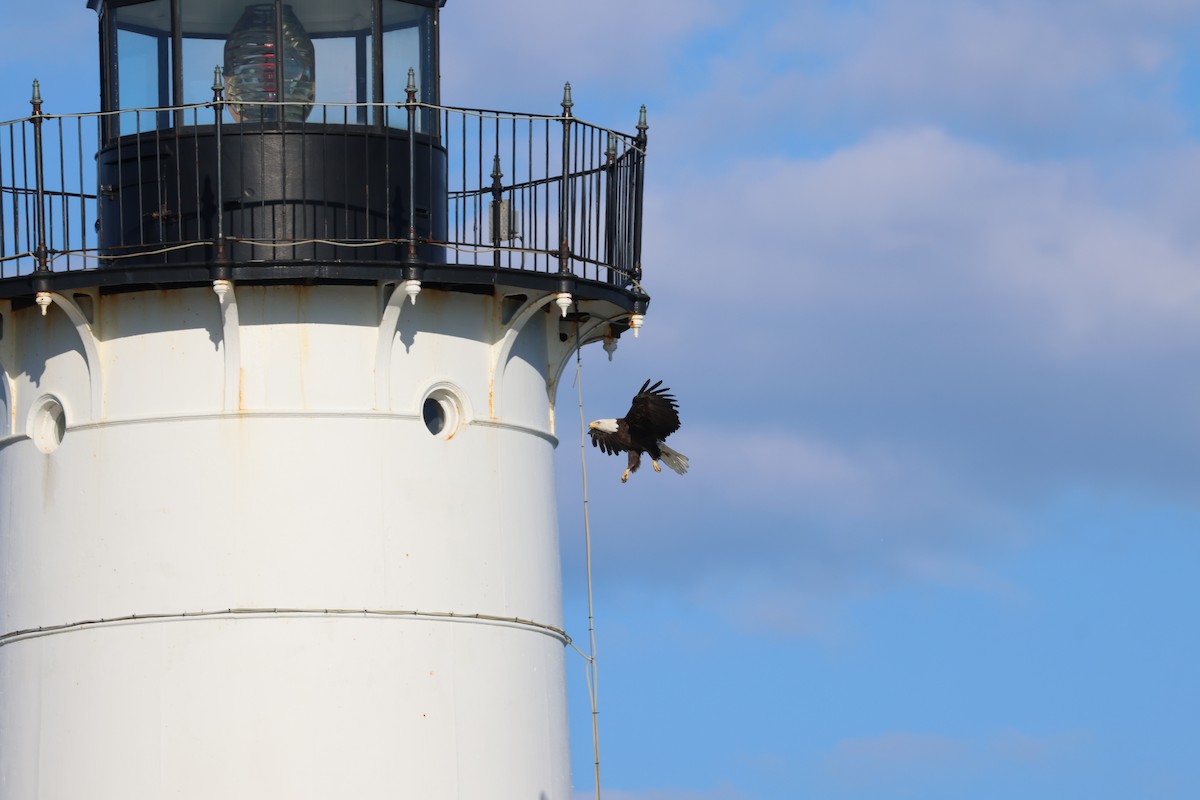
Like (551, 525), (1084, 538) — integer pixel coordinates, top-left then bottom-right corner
(224, 4), (316, 123)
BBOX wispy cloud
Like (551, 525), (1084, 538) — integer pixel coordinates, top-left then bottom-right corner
(574, 787), (747, 800)
(0, 5), (98, 115)
(659, 0), (1200, 158)
(828, 730), (965, 775)
(442, 0), (727, 109)
(823, 728), (1089, 794)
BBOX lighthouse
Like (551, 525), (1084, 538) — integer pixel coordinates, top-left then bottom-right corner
(0, 1), (648, 797)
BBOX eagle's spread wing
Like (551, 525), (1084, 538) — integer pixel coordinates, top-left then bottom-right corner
(625, 379), (681, 441)
(588, 426), (628, 455)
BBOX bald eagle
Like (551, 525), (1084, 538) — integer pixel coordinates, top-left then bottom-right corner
(588, 379), (689, 483)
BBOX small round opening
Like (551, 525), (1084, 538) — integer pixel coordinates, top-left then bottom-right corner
(29, 396), (66, 454)
(421, 387), (463, 439)
(423, 396), (447, 435)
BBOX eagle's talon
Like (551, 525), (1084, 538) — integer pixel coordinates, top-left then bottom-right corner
(621, 470), (630, 483)
(653, 460), (662, 473)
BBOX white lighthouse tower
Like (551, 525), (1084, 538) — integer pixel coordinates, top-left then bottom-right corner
(0, 2), (649, 798)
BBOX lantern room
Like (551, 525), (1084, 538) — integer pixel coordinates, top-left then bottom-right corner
(92, 0), (441, 133)
(86, 0), (446, 269)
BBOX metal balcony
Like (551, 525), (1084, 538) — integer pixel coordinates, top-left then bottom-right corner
(0, 85), (649, 312)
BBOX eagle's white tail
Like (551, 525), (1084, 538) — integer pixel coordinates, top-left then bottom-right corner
(657, 442), (689, 475)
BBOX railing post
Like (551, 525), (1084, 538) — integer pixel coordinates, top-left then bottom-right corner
(621, 104), (649, 336)
(490, 154), (503, 269)
(211, 67), (228, 274)
(406, 68), (418, 265)
(30, 80), (52, 313)
(558, 82), (573, 277)
(631, 105), (648, 289)
(31, 81), (49, 274)
(171, 0), (184, 128)
(603, 132), (617, 283)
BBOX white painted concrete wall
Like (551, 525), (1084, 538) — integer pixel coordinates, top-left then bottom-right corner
(0, 283), (573, 799)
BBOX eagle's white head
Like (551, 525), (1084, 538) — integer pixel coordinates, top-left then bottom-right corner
(588, 419), (619, 433)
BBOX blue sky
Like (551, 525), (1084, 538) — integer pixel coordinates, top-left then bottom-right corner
(5, 1), (1200, 798)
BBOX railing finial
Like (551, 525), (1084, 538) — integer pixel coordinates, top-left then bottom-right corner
(637, 105), (648, 137)
(406, 68), (418, 103)
(561, 82), (574, 116)
(30, 79), (42, 111)
(211, 66), (224, 100)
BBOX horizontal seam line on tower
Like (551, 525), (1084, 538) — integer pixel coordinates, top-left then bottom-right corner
(0, 607), (572, 648)
(0, 411), (558, 447)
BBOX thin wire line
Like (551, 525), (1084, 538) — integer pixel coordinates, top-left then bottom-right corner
(2, 102), (645, 156)
(14, 240), (642, 292)
(575, 320), (603, 800)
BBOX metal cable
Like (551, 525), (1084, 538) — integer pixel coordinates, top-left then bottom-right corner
(15, 240), (643, 293)
(0, 606), (571, 648)
(574, 320), (603, 800)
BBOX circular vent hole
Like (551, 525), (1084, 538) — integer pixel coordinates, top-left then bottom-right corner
(29, 396), (66, 454)
(423, 396), (447, 435)
(422, 388), (462, 439)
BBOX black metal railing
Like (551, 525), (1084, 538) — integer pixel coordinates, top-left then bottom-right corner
(0, 82), (647, 296)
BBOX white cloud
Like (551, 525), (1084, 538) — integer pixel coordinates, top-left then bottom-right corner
(652, 127), (1200, 357)
(563, 124), (1200, 618)
(681, 428), (872, 509)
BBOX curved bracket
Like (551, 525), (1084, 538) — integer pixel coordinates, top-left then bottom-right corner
(0, 302), (12, 436)
(48, 292), (103, 423)
(373, 280), (421, 411)
(0, 363), (11, 440)
(213, 280), (242, 412)
(0, 367), (10, 438)
(549, 314), (626, 410)
(490, 292), (559, 419)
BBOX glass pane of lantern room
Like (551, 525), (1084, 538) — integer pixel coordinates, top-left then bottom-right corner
(181, 34), (226, 106)
(180, 2), (248, 110)
(378, 1), (434, 131)
(179, 0), (233, 108)
(114, 0), (172, 135)
(309, 0), (373, 125)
